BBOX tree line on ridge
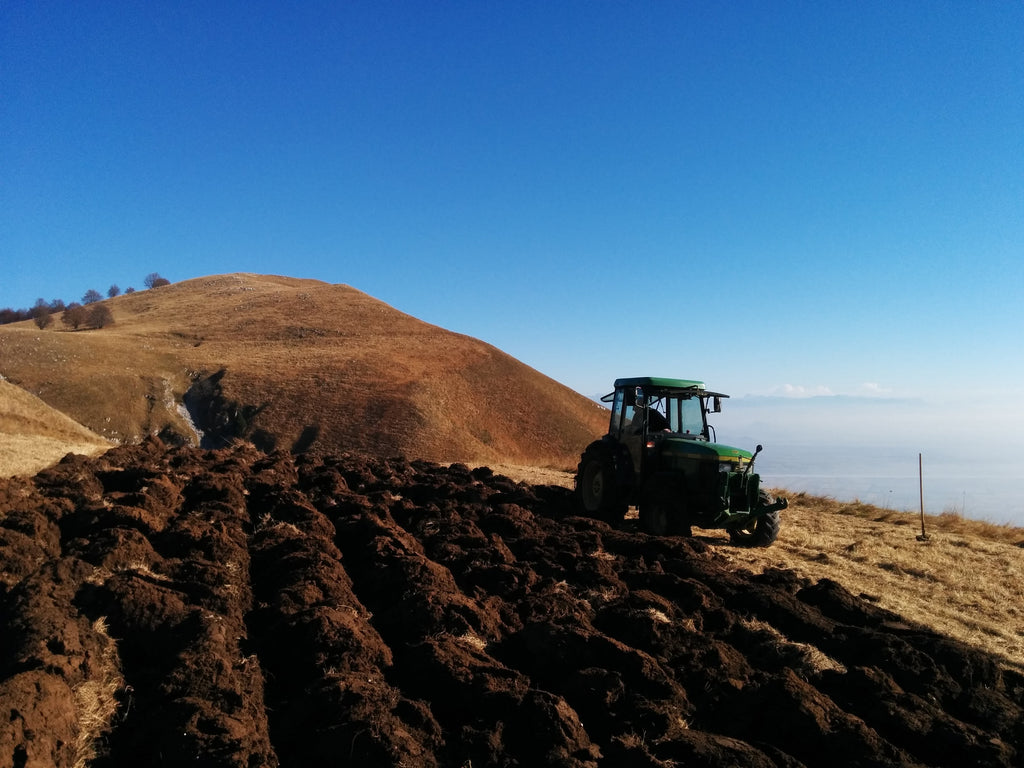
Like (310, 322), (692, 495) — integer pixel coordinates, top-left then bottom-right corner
(0, 273), (171, 330)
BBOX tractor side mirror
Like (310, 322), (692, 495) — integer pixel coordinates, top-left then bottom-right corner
(712, 396), (722, 413)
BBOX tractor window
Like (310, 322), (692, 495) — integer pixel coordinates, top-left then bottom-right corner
(609, 389), (627, 436)
(647, 404), (670, 431)
(614, 387), (643, 436)
(670, 396), (705, 437)
(623, 402), (638, 434)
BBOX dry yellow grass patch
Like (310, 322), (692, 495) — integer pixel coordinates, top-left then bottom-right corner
(718, 491), (1024, 672)
(456, 631), (489, 652)
(0, 379), (111, 477)
(739, 616), (848, 675)
(487, 463), (580, 487)
(0, 434), (110, 478)
(73, 617), (124, 768)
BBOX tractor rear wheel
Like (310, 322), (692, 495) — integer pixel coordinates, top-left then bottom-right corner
(639, 487), (690, 537)
(728, 492), (782, 547)
(575, 443), (627, 526)
(639, 501), (670, 535)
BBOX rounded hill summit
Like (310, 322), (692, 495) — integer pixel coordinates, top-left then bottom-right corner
(0, 273), (608, 468)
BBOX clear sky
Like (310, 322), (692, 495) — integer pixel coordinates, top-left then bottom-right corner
(3, 2), (1023, 454)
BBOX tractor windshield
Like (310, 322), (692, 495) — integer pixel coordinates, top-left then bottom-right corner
(667, 395), (705, 437)
(610, 386), (711, 440)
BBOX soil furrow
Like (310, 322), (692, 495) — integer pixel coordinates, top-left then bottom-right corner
(1, 440), (1022, 767)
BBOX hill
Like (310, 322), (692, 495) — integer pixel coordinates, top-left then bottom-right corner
(1, 441), (1021, 767)
(0, 274), (608, 468)
(0, 379), (111, 477)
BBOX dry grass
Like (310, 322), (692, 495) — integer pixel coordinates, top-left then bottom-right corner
(739, 616), (848, 675)
(456, 631), (489, 652)
(486, 463), (580, 486)
(719, 491), (1024, 672)
(0, 433), (110, 478)
(0, 379), (111, 477)
(73, 617), (124, 768)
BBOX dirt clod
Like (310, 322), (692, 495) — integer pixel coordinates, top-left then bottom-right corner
(1, 440), (1021, 767)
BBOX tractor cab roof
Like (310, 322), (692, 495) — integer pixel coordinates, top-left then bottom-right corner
(610, 376), (730, 400)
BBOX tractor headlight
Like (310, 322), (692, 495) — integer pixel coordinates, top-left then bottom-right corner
(719, 462), (736, 474)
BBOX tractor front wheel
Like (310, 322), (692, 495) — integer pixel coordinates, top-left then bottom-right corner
(728, 492), (782, 547)
(575, 444), (627, 526)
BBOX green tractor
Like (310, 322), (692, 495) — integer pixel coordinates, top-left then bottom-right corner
(575, 377), (787, 546)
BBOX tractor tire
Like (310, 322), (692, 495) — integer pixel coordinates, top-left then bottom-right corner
(728, 492), (782, 547)
(639, 501), (670, 536)
(639, 492), (691, 537)
(575, 443), (627, 526)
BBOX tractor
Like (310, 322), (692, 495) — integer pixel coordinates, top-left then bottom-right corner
(575, 377), (787, 546)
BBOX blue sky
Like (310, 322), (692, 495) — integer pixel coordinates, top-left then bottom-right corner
(3, 2), (1023, 459)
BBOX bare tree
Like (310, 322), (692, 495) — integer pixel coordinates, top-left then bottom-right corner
(108, 284), (121, 298)
(144, 273), (170, 289)
(0, 309), (27, 324)
(82, 289), (103, 304)
(62, 303), (87, 330)
(88, 304), (114, 329)
(31, 299), (53, 330)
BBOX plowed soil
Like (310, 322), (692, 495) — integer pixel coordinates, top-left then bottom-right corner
(2, 440), (1022, 767)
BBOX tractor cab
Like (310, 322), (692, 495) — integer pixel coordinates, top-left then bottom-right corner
(604, 377), (729, 473)
(607, 376), (713, 439)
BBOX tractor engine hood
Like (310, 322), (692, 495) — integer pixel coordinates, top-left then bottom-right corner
(654, 437), (754, 466)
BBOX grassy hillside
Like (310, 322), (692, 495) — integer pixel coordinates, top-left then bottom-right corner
(0, 379), (111, 477)
(0, 274), (608, 466)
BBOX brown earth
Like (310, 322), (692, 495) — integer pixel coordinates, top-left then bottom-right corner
(0, 274), (608, 467)
(3, 439), (1021, 767)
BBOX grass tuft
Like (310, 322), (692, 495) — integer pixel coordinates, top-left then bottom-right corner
(73, 617), (124, 768)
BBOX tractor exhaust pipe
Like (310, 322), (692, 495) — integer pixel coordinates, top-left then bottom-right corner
(743, 444), (763, 477)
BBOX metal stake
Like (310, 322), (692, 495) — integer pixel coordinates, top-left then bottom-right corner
(917, 452), (929, 541)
